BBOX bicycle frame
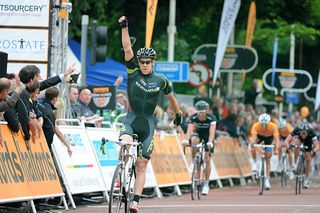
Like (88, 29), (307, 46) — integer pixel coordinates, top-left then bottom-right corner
(189, 141), (206, 200)
(279, 144), (289, 187)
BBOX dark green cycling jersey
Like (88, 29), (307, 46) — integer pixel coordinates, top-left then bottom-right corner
(126, 59), (172, 117)
(120, 58), (172, 159)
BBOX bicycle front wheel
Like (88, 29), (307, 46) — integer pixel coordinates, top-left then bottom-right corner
(109, 164), (125, 213)
(197, 161), (204, 200)
(295, 158), (303, 195)
(258, 160), (265, 195)
(191, 159), (199, 200)
(280, 156), (288, 187)
(126, 162), (135, 210)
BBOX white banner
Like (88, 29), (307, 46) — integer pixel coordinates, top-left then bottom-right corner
(86, 128), (120, 191)
(52, 126), (106, 195)
(7, 62), (48, 79)
(0, 28), (49, 61)
(0, 0), (50, 27)
(86, 127), (158, 190)
(212, 0), (241, 86)
(315, 70), (320, 111)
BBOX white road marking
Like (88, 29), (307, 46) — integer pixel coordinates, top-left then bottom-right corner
(87, 204), (320, 208)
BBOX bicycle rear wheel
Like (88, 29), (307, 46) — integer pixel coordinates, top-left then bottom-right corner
(109, 164), (125, 213)
(191, 159), (199, 200)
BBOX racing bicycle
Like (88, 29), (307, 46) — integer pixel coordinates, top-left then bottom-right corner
(293, 143), (308, 195)
(102, 134), (141, 213)
(253, 143), (274, 195)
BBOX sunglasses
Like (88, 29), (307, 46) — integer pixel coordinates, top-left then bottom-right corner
(139, 60), (152, 65)
(300, 131), (308, 136)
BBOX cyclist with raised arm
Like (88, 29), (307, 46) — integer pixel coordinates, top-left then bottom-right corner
(277, 118), (294, 179)
(284, 122), (319, 188)
(248, 113), (279, 190)
(182, 100), (217, 195)
(118, 16), (182, 213)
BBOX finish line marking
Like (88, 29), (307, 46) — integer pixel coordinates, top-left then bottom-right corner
(87, 204), (320, 208)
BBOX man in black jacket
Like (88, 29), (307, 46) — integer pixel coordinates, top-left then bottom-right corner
(16, 64), (76, 149)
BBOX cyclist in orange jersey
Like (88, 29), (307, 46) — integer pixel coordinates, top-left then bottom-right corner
(248, 113), (279, 190)
(277, 118), (294, 179)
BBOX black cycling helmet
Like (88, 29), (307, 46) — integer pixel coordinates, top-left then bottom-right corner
(195, 100), (209, 111)
(137, 47), (156, 59)
(299, 122), (311, 131)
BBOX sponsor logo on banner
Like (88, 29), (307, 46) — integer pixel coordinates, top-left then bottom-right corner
(0, 28), (48, 61)
(52, 126), (106, 194)
(0, 0), (50, 27)
(0, 124), (63, 202)
(89, 86), (116, 111)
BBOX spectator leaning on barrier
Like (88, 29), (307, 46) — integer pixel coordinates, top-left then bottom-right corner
(37, 87), (72, 156)
(28, 79), (44, 132)
(17, 66), (42, 149)
(0, 76), (23, 134)
(0, 76), (23, 146)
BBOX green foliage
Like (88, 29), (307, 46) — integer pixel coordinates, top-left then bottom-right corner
(67, 0), (320, 96)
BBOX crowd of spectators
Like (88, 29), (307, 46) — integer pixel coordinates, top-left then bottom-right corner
(1, 65), (319, 152)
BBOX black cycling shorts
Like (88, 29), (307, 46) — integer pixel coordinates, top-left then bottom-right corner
(120, 112), (155, 160)
(190, 132), (214, 154)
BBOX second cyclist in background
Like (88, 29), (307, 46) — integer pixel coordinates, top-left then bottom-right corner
(182, 100), (217, 195)
(277, 118), (294, 179)
(248, 113), (279, 190)
(284, 122), (319, 188)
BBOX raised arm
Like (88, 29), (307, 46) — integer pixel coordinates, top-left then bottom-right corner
(118, 16), (134, 61)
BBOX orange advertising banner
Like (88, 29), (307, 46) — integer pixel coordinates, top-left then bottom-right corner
(13, 129), (64, 198)
(213, 136), (241, 178)
(145, 0), (158, 48)
(151, 134), (190, 186)
(0, 124), (63, 203)
(0, 125), (32, 202)
(233, 144), (252, 177)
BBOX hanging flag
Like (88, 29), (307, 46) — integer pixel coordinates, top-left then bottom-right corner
(315, 70), (320, 111)
(242, 1), (256, 82)
(245, 1), (256, 46)
(145, 0), (158, 48)
(212, 0), (241, 87)
(271, 37), (278, 88)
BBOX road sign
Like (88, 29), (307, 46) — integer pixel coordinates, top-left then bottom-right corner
(262, 68), (313, 95)
(285, 92), (300, 104)
(192, 44), (258, 73)
(154, 61), (189, 82)
(304, 83), (316, 102)
(188, 63), (211, 87)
